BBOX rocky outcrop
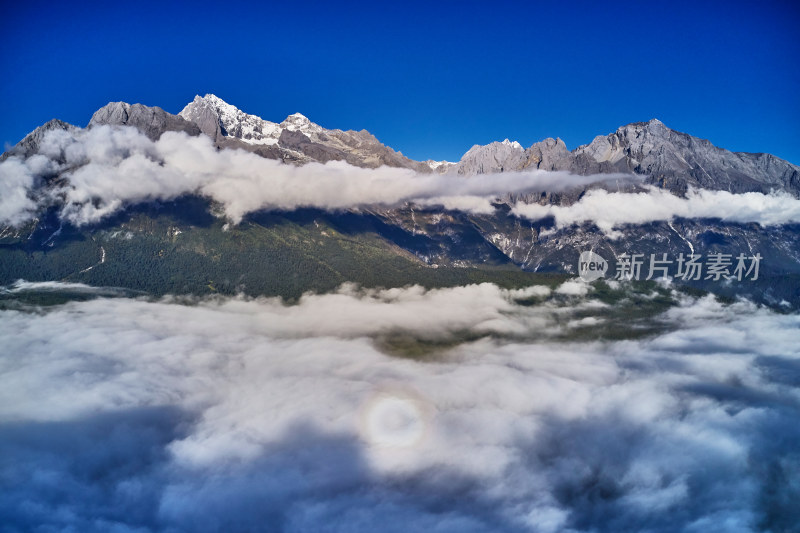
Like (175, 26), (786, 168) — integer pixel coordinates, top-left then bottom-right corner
(89, 102), (201, 140)
(454, 139), (528, 175)
(525, 138), (573, 171)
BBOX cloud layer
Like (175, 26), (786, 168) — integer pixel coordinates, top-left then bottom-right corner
(512, 187), (800, 236)
(1, 282), (799, 532)
(4, 125), (798, 233)
(0, 125), (631, 226)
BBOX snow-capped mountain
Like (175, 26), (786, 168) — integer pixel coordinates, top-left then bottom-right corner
(178, 94), (282, 145)
(174, 94), (432, 171)
(3, 95), (800, 308)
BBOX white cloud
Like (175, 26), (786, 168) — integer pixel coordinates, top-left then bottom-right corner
(0, 157), (40, 226)
(512, 186), (800, 236)
(0, 125), (633, 226)
(0, 279), (128, 296)
(1, 283), (798, 531)
(4, 125), (799, 236)
(554, 279), (590, 296)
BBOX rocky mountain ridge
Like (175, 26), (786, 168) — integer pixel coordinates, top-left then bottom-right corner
(11, 95), (799, 198)
(454, 119), (799, 195)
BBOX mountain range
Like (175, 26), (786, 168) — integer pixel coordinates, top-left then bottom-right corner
(1, 95), (799, 308)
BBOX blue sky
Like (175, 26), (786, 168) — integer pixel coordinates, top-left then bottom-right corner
(2, 0), (798, 164)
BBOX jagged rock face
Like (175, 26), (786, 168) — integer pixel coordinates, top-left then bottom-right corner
(454, 139), (528, 175)
(320, 129), (432, 171)
(89, 102), (201, 140)
(525, 138), (572, 171)
(0, 119), (78, 162)
(572, 119), (800, 194)
(446, 119), (800, 196)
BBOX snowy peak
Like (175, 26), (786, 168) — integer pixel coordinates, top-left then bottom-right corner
(178, 95), (328, 146)
(179, 94), (281, 145)
(424, 159), (456, 173)
(282, 112), (310, 126)
(174, 96), (430, 171)
(280, 112), (323, 136)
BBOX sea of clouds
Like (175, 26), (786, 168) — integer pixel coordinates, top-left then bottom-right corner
(2, 125), (800, 232)
(1, 281), (798, 532)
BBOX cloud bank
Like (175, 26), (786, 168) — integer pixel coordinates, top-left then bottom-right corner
(512, 187), (800, 236)
(4, 125), (797, 233)
(0, 125), (631, 226)
(1, 283), (798, 532)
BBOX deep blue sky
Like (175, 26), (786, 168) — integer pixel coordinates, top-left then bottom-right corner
(2, 0), (798, 164)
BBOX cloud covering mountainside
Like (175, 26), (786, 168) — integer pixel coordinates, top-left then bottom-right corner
(0, 125), (634, 226)
(0, 282), (798, 532)
(512, 187), (800, 237)
(2, 123), (800, 233)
